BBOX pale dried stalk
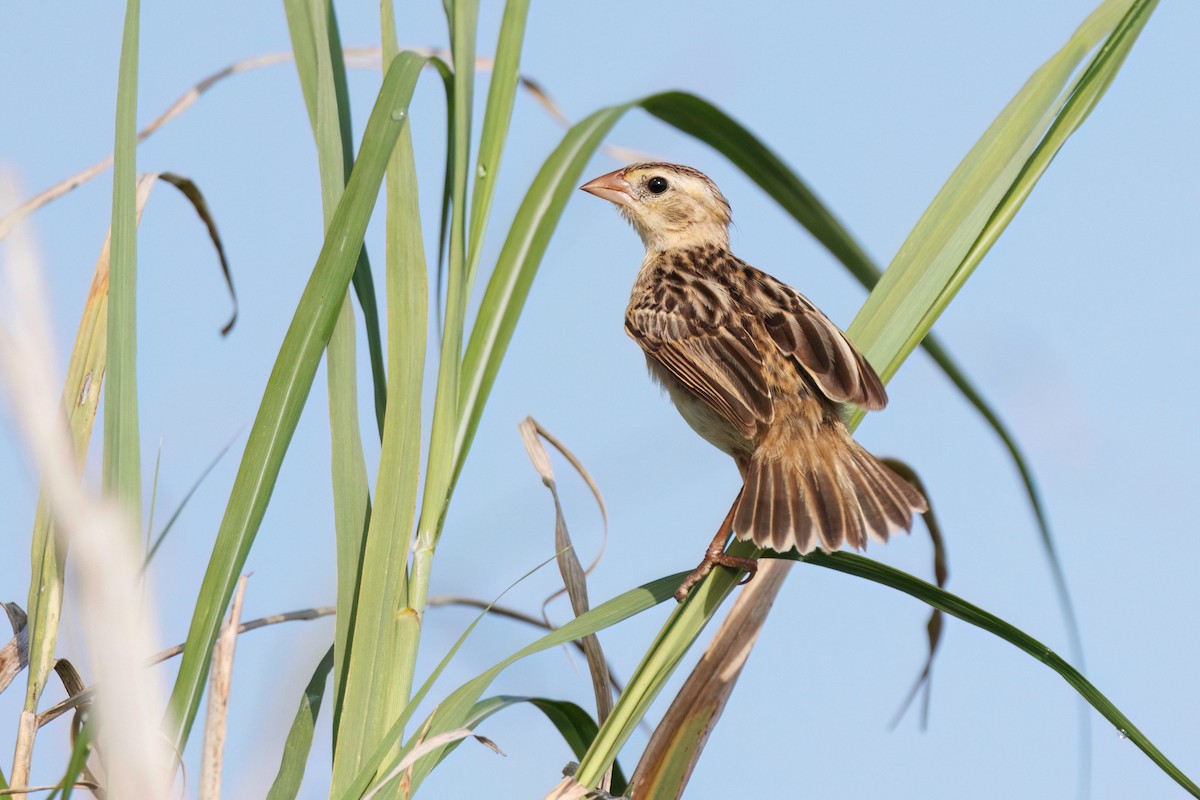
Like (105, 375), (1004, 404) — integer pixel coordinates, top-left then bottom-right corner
(8, 173), (163, 790)
(37, 605), (336, 728)
(0, 47), (651, 242)
(0, 172), (170, 798)
(198, 575), (249, 800)
(627, 560), (792, 799)
(0, 781), (100, 796)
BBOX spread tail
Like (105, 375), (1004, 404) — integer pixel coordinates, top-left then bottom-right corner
(732, 437), (927, 555)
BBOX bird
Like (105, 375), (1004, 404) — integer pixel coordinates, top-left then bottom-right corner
(580, 162), (927, 601)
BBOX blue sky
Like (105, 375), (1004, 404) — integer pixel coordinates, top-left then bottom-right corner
(2, 2), (1199, 798)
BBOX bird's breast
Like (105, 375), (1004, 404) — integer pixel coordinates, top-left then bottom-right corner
(645, 354), (755, 461)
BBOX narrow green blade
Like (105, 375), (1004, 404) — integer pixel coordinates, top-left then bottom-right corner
(793, 551), (1197, 798)
(265, 646), (334, 800)
(464, 0), (531, 287)
(282, 0), (374, 774)
(102, 0), (141, 527)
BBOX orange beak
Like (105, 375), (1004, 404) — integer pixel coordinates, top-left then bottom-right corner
(580, 169), (636, 209)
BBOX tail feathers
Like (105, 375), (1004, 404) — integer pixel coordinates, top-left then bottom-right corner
(732, 444), (927, 555)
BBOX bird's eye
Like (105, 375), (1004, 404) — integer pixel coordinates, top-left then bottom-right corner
(647, 176), (669, 195)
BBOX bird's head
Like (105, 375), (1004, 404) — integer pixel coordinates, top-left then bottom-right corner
(580, 163), (731, 252)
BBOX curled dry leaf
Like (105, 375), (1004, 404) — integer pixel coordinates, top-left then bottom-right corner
(519, 417), (614, 792)
(0, 46), (652, 245)
(880, 457), (947, 730)
(519, 420), (612, 697)
(0, 602), (29, 694)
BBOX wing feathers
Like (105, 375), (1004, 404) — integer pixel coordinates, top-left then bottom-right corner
(625, 248), (890, 445)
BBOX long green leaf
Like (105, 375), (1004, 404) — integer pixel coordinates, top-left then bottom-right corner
(48, 722), (91, 800)
(285, 0), (388, 438)
(265, 646), (334, 800)
(456, 103), (632, 477)
(789, 551), (1197, 797)
(329, 30), (433, 800)
(164, 52), (428, 752)
(103, 0), (141, 524)
(846, 0), (1149, 381)
(464, 0), (531, 288)
(407, 0), (480, 617)
(840, 0), (1155, 690)
(282, 0), (376, 775)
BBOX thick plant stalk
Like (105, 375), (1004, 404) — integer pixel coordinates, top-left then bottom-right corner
(627, 561), (790, 799)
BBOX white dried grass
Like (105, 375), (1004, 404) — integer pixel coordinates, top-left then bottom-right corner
(0, 169), (171, 799)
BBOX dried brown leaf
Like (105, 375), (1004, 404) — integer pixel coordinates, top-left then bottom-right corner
(0, 603), (29, 694)
(199, 575), (249, 800)
(519, 418), (613, 791)
(880, 457), (947, 729)
(628, 560), (790, 800)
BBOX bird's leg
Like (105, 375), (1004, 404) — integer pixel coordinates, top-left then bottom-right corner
(674, 490), (758, 602)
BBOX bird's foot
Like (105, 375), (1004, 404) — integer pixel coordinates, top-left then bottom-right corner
(673, 547), (759, 602)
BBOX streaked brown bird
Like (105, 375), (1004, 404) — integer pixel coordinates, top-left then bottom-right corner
(581, 163), (927, 600)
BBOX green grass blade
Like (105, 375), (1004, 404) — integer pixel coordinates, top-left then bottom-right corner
(336, 573), (685, 800)
(841, 0), (1156, 677)
(265, 646), (335, 800)
(790, 551), (1198, 797)
(329, 30), (432, 800)
(846, 0), (1148, 380)
(144, 434), (237, 566)
(285, 0), (387, 439)
(284, 3), (381, 775)
(465, 0), (531, 288)
(286, 0), (371, 736)
(103, 0), (141, 527)
(406, 0), (479, 624)
(48, 721), (91, 800)
(327, 6), (387, 440)
(163, 53), (427, 752)
(444, 0), (478, 312)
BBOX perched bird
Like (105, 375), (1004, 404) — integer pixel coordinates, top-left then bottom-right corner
(581, 163), (926, 600)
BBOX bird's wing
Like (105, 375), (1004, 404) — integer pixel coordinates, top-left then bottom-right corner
(749, 268), (888, 410)
(626, 276), (773, 439)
